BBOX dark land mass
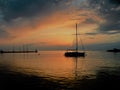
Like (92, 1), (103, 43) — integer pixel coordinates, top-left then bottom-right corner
(0, 66), (120, 90)
(107, 48), (120, 53)
(0, 50), (38, 54)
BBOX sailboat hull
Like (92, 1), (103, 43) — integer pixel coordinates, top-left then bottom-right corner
(64, 52), (85, 57)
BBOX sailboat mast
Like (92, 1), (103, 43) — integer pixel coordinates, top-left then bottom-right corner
(76, 24), (78, 52)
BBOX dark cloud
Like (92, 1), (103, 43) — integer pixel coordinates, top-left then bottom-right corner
(82, 18), (98, 24)
(85, 30), (120, 35)
(88, 0), (120, 34)
(0, 0), (68, 21)
(0, 0), (70, 39)
(109, 0), (120, 5)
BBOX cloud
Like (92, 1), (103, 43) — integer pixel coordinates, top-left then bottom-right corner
(0, 0), (68, 21)
(85, 30), (120, 35)
(109, 0), (120, 5)
(85, 32), (98, 35)
(0, 0), (72, 41)
(87, 0), (120, 34)
(82, 18), (99, 24)
(0, 0), (119, 49)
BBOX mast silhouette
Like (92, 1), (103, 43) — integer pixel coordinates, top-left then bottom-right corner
(76, 23), (78, 52)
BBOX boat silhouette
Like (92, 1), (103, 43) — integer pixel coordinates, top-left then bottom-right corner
(64, 24), (85, 57)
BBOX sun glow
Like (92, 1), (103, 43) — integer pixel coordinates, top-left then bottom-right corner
(0, 0), (119, 50)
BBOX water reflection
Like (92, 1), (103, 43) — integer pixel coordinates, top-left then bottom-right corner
(0, 51), (120, 80)
(0, 51), (120, 89)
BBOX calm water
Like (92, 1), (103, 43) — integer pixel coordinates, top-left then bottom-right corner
(0, 51), (120, 89)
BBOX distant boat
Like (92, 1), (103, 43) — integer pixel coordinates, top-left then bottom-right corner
(64, 24), (85, 57)
(107, 48), (120, 53)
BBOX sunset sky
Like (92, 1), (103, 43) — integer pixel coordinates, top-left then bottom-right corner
(0, 0), (120, 50)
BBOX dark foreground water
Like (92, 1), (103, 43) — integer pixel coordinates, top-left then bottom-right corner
(0, 51), (120, 90)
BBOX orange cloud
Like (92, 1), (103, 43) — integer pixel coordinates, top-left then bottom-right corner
(0, 6), (107, 49)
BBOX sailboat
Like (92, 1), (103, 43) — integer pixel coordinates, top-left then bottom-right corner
(64, 24), (85, 57)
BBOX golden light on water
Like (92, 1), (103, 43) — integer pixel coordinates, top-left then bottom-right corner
(1, 51), (120, 80)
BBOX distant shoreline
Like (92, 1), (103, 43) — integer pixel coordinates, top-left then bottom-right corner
(0, 50), (38, 54)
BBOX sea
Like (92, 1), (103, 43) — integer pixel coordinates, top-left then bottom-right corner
(0, 51), (120, 90)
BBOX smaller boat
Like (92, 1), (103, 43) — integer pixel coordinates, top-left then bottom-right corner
(107, 48), (120, 53)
